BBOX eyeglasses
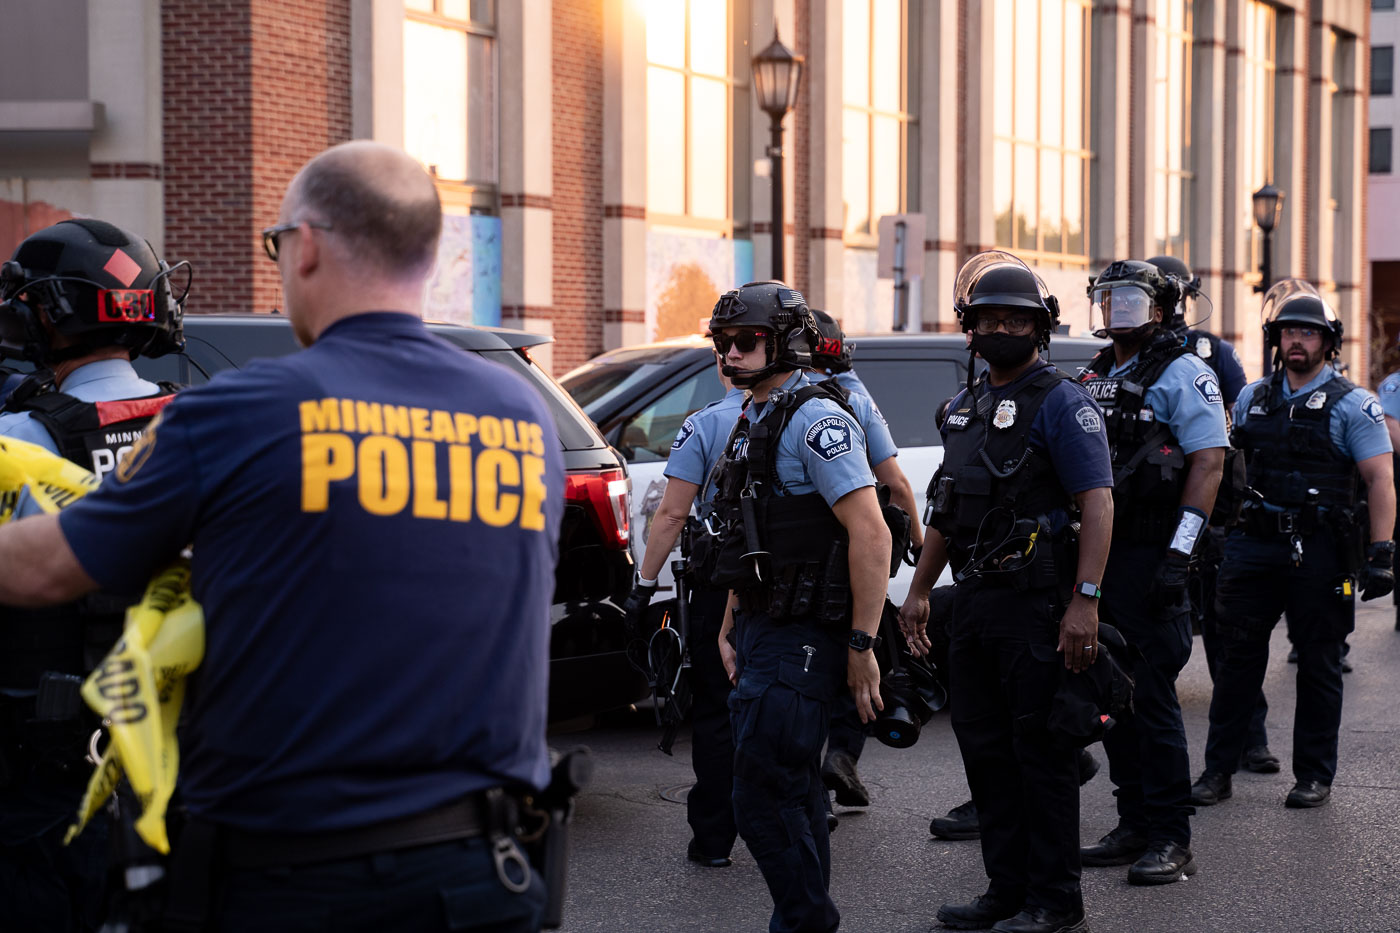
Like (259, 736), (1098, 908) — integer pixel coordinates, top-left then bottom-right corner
(1279, 326), (1321, 340)
(261, 220), (333, 262)
(974, 314), (1036, 336)
(712, 330), (771, 355)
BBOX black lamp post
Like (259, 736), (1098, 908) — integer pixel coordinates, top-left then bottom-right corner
(1251, 183), (1284, 374)
(752, 25), (804, 283)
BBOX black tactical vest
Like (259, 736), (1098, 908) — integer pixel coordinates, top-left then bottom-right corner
(926, 364), (1075, 588)
(0, 385), (178, 694)
(1079, 332), (1192, 543)
(1182, 329), (1225, 381)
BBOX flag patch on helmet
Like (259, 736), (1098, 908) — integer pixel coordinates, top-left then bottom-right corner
(805, 415), (854, 461)
(778, 289), (806, 309)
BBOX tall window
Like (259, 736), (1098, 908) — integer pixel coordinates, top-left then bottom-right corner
(645, 0), (732, 230)
(403, 0), (497, 211)
(1372, 127), (1393, 174)
(1240, 0), (1276, 276)
(992, 0), (1093, 268)
(1330, 32), (1349, 207)
(842, 0), (918, 238)
(1152, 0), (1193, 260)
(1374, 46), (1394, 96)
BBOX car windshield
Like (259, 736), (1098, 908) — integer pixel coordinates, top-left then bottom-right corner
(560, 348), (689, 417)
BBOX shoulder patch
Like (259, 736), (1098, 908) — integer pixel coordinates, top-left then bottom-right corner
(1193, 371), (1223, 407)
(805, 415), (855, 462)
(1075, 405), (1102, 434)
(1383, 378), (1400, 395)
(1362, 396), (1386, 425)
(671, 419), (696, 450)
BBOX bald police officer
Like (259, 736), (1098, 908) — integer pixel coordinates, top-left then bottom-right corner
(0, 142), (565, 931)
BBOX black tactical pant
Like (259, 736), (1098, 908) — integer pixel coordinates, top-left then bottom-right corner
(685, 587), (737, 858)
(1196, 526), (1269, 749)
(948, 580), (1083, 917)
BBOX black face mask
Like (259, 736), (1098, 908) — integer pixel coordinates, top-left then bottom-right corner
(971, 332), (1037, 369)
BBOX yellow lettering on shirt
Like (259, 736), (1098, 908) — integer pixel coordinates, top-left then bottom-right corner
(411, 440), (448, 519)
(476, 449), (520, 526)
(301, 433), (355, 511)
(357, 435), (410, 515)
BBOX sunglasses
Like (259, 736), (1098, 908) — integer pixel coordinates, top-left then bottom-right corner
(261, 220), (334, 262)
(712, 330), (771, 355)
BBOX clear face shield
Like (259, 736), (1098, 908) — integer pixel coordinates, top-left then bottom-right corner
(1261, 279), (1335, 328)
(1091, 284), (1160, 334)
(953, 250), (1050, 309)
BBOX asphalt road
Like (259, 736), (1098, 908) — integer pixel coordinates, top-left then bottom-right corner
(552, 600), (1400, 933)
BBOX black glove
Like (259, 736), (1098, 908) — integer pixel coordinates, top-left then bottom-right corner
(621, 580), (657, 639)
(1151, 550), (1191, 605)
(1362, 541), (1396, 602)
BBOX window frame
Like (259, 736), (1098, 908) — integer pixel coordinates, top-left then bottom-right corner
(1151, 0), (1194, 263)
(1373, 45), (1394, 97)
(1240, 0), (1276, 286)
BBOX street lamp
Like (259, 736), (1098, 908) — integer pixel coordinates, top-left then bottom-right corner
(1251, 182), (1284, 374)
(752, 24), (804, 283)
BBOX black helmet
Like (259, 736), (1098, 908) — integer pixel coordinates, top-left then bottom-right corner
(1087, 259), (1180, 339)
(953, 250), (1060, 349)
(0, 219), (187, 364)
(810, 309), (853, 373)
(1261, 279), (1343, 357)
(707, 280), (816, 387)
(1145, 254), (1204, 329)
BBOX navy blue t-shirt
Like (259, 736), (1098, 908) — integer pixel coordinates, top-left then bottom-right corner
(59, 313), (564, 832)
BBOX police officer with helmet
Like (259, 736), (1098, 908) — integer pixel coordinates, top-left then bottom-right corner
(1146, 255), (1248, 406)
(1076, 260), (1226, 885)
(900, 251), (1113, 933)
(0, 218), (186, 930)
(701, 280), (891, 933)
(1192, 280), (1394, 811)
(1375, 348), (1400, 631)
(0, 142), (567, 931)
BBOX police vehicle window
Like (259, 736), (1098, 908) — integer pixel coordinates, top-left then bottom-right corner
(856, 359), (963, 448)
(559, 349), (686, 417)
(477, 349), (601, 451)
(617, 365), (725, 463)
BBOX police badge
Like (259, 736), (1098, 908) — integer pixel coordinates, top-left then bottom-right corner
(1195, 335), (1212, 359)
(993, 399), (1017, 429)
(1306, 391), (1327, 410)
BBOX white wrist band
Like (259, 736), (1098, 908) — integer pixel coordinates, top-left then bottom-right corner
(1169, 508), (1206, 557)
(637, 574), (658, 588)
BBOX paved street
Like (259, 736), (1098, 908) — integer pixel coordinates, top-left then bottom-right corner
(555, 601), (1400, 933)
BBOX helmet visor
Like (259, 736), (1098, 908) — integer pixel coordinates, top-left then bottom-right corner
(953, 250), (1050, 309)
(1261, 279), (1337, 328)
(1092, 284), (1157, 332)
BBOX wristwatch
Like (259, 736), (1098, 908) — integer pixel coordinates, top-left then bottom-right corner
(848, 630), (881, 652)
(1076, 581), (1102, 600)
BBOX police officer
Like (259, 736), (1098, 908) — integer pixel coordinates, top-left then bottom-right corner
(900, 251), (1113, 933)
(1192, 280), (1394, 811)
(1376, 350), (1400, 632)
(808, 309), (922, 811)
(0, 142), (564, 931)
(1146, 255), (1277, 774)
(0, 219), (185, 931)
(1075, 260), (1227, 885)
(622, 354), (743, 868)
(702, 281), (890, 933)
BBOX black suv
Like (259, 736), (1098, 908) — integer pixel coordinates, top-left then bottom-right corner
(121, 313), (646, 723)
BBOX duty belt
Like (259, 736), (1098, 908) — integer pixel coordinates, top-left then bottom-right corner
(1240, 507), (1308, 537)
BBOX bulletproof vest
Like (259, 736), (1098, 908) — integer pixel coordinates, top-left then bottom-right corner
(0, 384), (178, 694)
(926, 365), (1075, 587)
(1234, 370), (1361, 514)
(1079, 332), (1191, 543)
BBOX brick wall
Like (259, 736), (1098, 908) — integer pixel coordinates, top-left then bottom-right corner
(162, 0), (351, 316)
(552, 0), (605, 373)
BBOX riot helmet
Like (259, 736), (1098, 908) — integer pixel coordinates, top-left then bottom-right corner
(1261, 278), (1343, 359)
(810, 309), (853, 373)
(1088, 259), (1180, 340)
(0, 219), (187, 364)
(1145, 254), (1206, 330)
(953, 250), (1060, 350)
(707, 280), (816, 387)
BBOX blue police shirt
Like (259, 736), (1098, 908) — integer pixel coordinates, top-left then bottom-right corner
(666, 387), (745, 502)
(742, 371), (875, 506)
(1378, 370), (1400, 422)
(58, 312), (565, 832)
(1106, 350), (1229, 454)
(822, 374), (898, 466)
(831, 370), (871, 399)
(1234, 368), (1393, 463)
(944, 361), (1114, 495)
(1184, 330), (1248, 407)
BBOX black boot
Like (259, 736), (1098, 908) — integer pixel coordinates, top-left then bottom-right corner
(1127, 841), (1196, 885)
(1242, 745), (1280, 774)
(821, 749), (870, 807)
(935, 892), (1022, 930)
(1080, 823), (1147, 866)
(930, 799), (980, 840)
(989, 906), (1089, 933)
(1285, 780), (1331, 808)
(1189, 770), (1232, 806)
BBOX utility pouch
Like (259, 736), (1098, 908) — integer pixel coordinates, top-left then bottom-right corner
(952, 464), (992, 528)
(927, 473), (955, 522)
(34, 671), (84, 723)
(878, 483), (912, 578)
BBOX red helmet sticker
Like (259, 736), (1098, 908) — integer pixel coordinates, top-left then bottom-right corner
(103, 248), (143, 287)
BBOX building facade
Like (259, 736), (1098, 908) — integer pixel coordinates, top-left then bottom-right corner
(1371, 0), (1400, 380)
(0, 0), (1372, 378)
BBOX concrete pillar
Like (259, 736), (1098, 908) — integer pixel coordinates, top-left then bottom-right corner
(602, 0), (647, 349)
(963, 0), (996, 254)
(805, 0), (843, 316)
(350, 0), (404, 145)
(1273, 5), (1308, 283)
(1089, 0), (1132, 267)
(918, 0), (959, 330)
(1192, 0), (1229, 340)
(749, 0), (797, 284)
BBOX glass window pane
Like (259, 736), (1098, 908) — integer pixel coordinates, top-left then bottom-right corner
(471, 0), (495, 26)
(843, 109), (871, 234)
(406, 0), (433, 11)
(466, 33), (495, 184)
(689, 76), (728, 218)
(1040, 0), (1062, 147)
(689, 0), (728, 77)
(1014, 143), (1037, 248)
(1153, 170), (1167, 252)
(1041, 149), (1061, 254)
(994, 140), (1013, 247)
(993, 0), (1015, 137)
(621, 368), (725, 462)
(1014, 0), (1037, 140)
(872, 0), (902, 112)
(843, 0), (871, 106)
(1064, 3), (1084, 148)
(404, 21), (468, 181)
(1065, 154), (1084, 255)
(645, 0), (686, 68)
(1374, 47), (1394, 96)
(442, 0), (469, 19)
(1371, 127), (1393, 174)
(872, 115), (902, 221)
(647, 67), (686, 214)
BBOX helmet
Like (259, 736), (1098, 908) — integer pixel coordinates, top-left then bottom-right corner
(809, 309), (853, 373)
(1261, 278), (1343, 357)
(1145, 254), (1204, 329)
(0, 219), (186, 364)
(1087, 259), (1180, 338)
(706, 280), (816, 387)
(952, 250), (1060, 349)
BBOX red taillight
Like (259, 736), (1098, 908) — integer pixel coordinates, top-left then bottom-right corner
(565, 468), (631, 549)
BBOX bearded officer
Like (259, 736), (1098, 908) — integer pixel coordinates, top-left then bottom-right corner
(901, 251), (1112, 933)
(1192, 281), (1394, 811)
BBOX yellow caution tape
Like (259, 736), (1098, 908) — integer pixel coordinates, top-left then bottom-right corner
(0, 435), (202, 853)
